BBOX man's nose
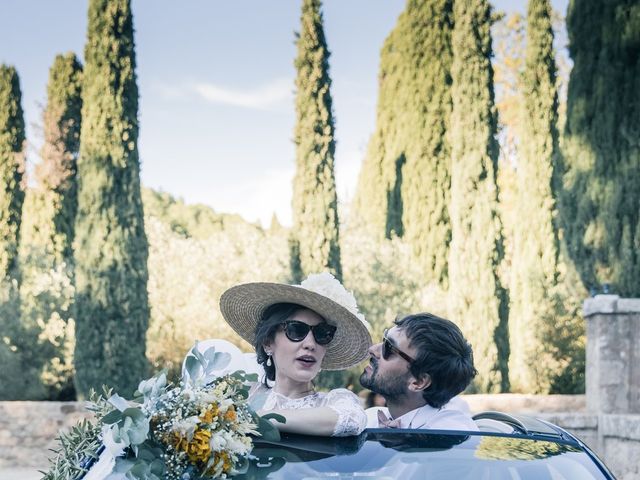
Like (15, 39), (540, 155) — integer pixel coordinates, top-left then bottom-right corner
(369, 342), (381, 357)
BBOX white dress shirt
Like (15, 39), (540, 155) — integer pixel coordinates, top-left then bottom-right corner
(366, 396), (478, 431)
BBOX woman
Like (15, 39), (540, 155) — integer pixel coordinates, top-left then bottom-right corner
(220, 272), (371, 436)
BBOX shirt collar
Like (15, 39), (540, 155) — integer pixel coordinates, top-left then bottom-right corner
(394, 403), (440, 429)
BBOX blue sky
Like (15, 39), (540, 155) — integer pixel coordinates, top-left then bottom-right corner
(0, 0), (568, 227)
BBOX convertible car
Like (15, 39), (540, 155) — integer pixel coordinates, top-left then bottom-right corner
(235, 411), (615, 479)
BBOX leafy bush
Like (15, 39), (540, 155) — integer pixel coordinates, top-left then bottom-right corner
(145, 214), (290, 379)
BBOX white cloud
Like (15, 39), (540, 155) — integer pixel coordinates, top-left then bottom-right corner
(208, 150), (363, 229)
(153, 83), (189, 100)
(187, 167), (294, 228)
(193, 77), (292, 110)
(155, 150), (364, 230)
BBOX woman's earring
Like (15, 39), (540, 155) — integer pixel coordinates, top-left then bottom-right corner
(266, 352), (272, 367)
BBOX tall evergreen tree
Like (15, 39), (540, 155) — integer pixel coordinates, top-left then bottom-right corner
(25, 53), (83, 264)
(560, 0), (640, 295)
(509, 0), (567, 392)
(0, 65), (27, 400)
(352, 0), (454, 287)
(448, 0), (509, 392)
(0, 65), (26, 282)
(74, 0), (149, 398)
(290, 0), (342, 282)
(16, 53), (83, 400)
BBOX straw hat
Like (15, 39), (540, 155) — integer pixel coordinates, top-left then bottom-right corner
(220, 272), (371, 370)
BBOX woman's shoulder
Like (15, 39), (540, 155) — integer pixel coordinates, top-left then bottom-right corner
(325, 387), (357, 395)
(323, 388), (361, 403)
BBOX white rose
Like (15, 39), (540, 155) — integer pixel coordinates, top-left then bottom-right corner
(210, 433), (227, 452)
(300, 272), (369, 327)
(225, 435), (250, 455)
(171, 416), (200, 440)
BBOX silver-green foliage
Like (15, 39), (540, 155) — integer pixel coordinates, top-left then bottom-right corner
(42, 389), (111, 480)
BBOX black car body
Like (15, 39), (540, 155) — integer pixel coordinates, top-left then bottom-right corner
(236, 412), (615, 479)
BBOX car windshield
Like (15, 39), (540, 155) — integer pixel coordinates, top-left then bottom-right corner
(235, 430), (610, 480)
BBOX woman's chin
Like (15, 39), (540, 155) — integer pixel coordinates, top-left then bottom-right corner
(291, 369), (320, 384)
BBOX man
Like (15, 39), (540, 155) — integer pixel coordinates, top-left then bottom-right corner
(360, 313), (478, 430)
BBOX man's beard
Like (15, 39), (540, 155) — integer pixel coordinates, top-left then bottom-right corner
(360, 358), (408, 399)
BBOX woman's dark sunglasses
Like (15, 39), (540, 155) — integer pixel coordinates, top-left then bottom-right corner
(282, 320), (337, 345)
(382, 328), (415, 364)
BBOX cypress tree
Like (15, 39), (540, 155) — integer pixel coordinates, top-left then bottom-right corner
(448, 0), (509, 392)
(560, 0), (640, 295)
(0, 65), (26, 400)
(509, 0), (563, 392)
(16, 53), (83, 400)
(290, 0), (342, 281)
(0, 65), (26, 282)
(353, 0), (454, 287)
(352, 12), (408, 238)
(74, 0), (149, 397)
(27, 53), (83, 264)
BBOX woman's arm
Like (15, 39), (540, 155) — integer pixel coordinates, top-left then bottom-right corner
(259, 407), (339, 436)
(259, 389), (367, 436)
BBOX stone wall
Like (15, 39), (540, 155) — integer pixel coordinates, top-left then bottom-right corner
(462, 393), (586, 414)
(584, 295), (640, 415)
(0, 401), (90, 470)
(535, 413), (640, 480)
(596, 414), (640, 479)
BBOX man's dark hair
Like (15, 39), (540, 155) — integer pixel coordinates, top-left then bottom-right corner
(395, 313), (477, 408)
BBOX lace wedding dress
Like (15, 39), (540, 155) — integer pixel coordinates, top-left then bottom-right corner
(249, 383), (367, 436)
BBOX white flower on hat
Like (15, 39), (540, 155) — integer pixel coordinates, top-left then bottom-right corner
(298, 272), (370, 328)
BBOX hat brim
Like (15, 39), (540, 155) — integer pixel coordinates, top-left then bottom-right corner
(220, 282), (371, 370)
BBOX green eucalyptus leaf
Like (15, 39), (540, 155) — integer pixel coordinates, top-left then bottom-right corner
(260, 413), (286, 424)
(149, 458), (165, 476)
(229, 370), (247, 381)
(256, 417), (282, 442)
(108, 394), (130, 412)
(185, 355), (201, 381)
(236, 389), (249, 400)
(192, 344), (206, 365)
(102, 409), (123, 425)
(120, 408), (149, 446)
(113, 457), (136, 474)
(234, 455), (249, 474)
(137, 373), (167, 401)
(203, 346), (217, 363)
(209, 351), (231, 371)
(122, 407), (145, 422)
(128, 458), (163, 480)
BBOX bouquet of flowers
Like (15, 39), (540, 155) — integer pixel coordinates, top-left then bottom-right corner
(44, 343), (281, 480)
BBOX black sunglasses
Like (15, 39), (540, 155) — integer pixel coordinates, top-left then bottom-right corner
(382, 328), (415, 364)
(281, 320), (337, 345)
